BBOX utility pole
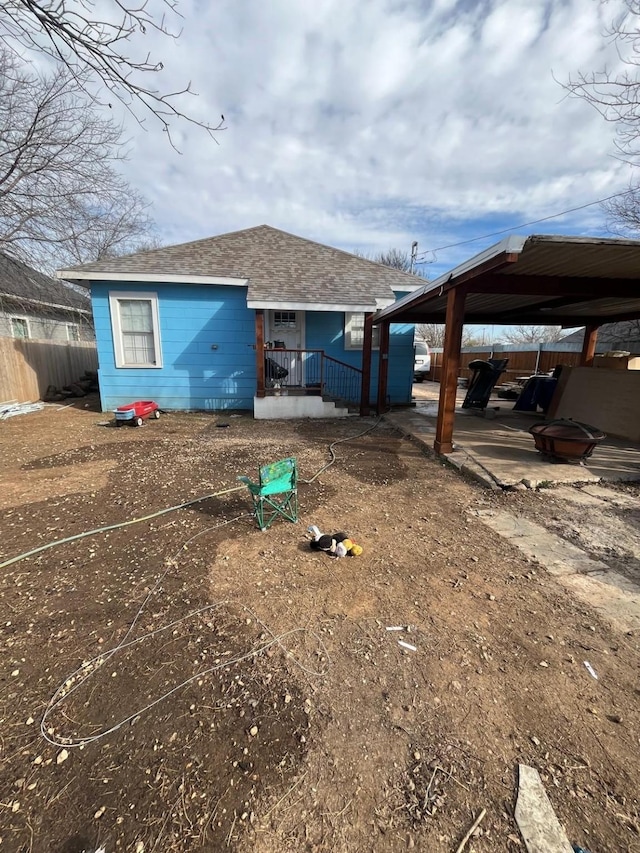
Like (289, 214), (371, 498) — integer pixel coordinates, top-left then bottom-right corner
(410, 241), (418, 274)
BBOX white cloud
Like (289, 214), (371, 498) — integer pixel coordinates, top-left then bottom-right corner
(110, 0), (633, 267)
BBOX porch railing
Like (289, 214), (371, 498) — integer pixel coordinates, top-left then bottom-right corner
(261, 349), (362, 405)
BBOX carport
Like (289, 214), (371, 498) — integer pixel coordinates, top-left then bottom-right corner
(363, 235), (640, 454)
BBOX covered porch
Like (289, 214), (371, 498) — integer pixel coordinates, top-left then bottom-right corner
(252, 303), (415, 419)
(369, 235), (640, 459)
(252, 307), (364, 418)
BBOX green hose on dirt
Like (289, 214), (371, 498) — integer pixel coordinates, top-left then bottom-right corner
(0, 485), (245, 570)
(0, 417), (382, 571)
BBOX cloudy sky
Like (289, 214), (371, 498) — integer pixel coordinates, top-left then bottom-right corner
(107, 0), (633, 278)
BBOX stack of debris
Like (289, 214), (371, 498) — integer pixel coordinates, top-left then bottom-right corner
(1, 401), (45, 419)
(43, 370), (99, 402)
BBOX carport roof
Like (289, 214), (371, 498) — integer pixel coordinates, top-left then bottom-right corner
(374, 234), (640, 327)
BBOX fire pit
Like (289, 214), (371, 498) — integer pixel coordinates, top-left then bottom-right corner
(529, 419), (606, 463)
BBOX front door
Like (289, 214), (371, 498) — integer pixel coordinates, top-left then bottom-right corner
(267, 311), (305, 386)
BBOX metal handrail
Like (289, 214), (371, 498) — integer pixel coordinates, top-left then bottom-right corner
(261, 348), (362, 405)
(323, 353), (363, 375)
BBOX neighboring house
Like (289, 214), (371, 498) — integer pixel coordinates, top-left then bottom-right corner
(562, 321), (640, 353)
(58, 225), (420, 417)
(0, 251), (94, 342)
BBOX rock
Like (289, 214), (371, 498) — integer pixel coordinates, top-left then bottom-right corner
(539, 661), (549, 668)
(56, 749), (69, 764)
(450, 680), (462, 692)
(249, 725), (258, 737)
(94, 806), (106, 819)
(25, 717), (34, 725)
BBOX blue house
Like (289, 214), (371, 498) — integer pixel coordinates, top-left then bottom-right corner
(58, 225), (419, 418)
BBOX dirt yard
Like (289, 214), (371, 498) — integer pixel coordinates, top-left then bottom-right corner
(1, 400), (639, 853)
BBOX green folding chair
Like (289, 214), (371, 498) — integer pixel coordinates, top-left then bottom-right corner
(238, 457), (298, 531)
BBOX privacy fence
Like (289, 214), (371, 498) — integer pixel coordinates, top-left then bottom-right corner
(0, 337), (98, 403)
(428, 342), (588, 384)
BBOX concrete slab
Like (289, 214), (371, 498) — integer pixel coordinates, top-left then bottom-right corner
(474, 510), (610, 576)
(551, 484), (640, 509)
(396, 381), (640, 489)
(473, 509), (640, 633)
(549, 486), (608, 507)
(561, 572), (640, 633)
(580, 484), (640, 508)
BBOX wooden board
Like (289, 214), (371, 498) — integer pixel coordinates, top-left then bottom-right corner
(593, 355), (640, 370)
(515, 764), (574, 853)
(549, 367), (640, 442)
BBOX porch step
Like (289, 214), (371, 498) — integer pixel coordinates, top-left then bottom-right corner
(323, 394), (359, 414)
(254, 394), (349, 419)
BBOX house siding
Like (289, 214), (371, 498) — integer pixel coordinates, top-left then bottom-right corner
(93, 283), (415, 413)
(92, 281), (256, 411)
(305, 311), (414, 405)
(0, 309), (94, 342)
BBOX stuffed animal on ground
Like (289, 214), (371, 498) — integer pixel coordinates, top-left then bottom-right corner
(308, 525), (363, 557)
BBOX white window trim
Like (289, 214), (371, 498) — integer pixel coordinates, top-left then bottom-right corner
(66, 322), (80, 341)
(344, 312), (380, 351)
(10, 315), (31, 339)
(109, 291), (163, 368)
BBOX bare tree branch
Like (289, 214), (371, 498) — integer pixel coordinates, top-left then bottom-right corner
(564, 1), (640, 160)
(354, 247), (428, 276)
(501, 325), (566, 344)
(415, 324), (484, 347)
(0, 48), (155, 270)
(563, 1), (640, 232)
(603, 183), (640, 233)
(0, 0), (225, 148)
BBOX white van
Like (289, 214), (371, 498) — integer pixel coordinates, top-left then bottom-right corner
(414, 339), (431, 382)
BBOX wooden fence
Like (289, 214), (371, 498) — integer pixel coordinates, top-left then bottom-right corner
(0, 337), (98, 403)
(429, 348), (583, 384)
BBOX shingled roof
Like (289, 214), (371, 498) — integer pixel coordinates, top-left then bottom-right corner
(562, 321), (640, 351)
(0, 251), (90, 314)
(58, 225), (420, 310)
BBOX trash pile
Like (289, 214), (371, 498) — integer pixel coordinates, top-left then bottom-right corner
(43, 370), (99, 402)
(0, 400), (44, 420)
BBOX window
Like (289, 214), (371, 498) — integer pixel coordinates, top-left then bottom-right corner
(10, 317), (29, 339)
(273, 311), (297, 329)
(344, 312), (380, 350)
(109, 292), (162, 368)
(66, 323), (80, 341)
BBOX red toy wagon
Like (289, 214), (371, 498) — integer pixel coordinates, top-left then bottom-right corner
(114, 400), (160, 427)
